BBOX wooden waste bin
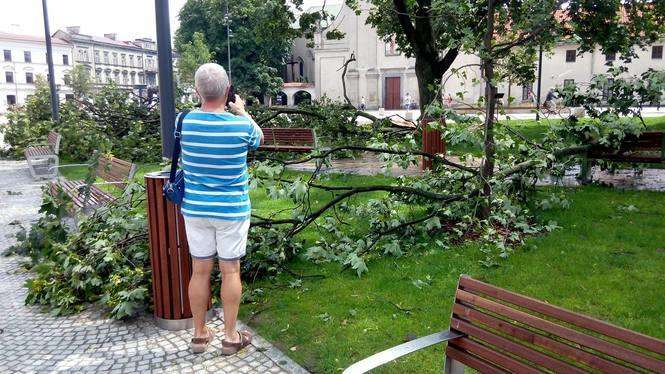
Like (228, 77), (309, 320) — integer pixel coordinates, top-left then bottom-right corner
(145, 171), (212, 330)
(421, 117), (446, 170)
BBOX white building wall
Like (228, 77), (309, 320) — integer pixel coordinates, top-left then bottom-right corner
(1, 35), (73, 114)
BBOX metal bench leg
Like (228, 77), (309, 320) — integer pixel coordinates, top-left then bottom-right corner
(443, 356), (465, 374)
(25, 157), (38, 179)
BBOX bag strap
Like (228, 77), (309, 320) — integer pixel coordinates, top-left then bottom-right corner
(169, 110), (190, 183)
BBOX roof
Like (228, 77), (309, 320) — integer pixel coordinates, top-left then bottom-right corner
(0, 32), (69, 46)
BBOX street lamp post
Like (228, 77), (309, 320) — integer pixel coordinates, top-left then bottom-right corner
(41, 0), (59, 122)
(154, 0), (177, 158)
(536, 45), (543, 121)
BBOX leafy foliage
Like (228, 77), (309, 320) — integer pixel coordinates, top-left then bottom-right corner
(175, 0), (300, 97)
(0, 79), (161, 162)
(176, 31), (213, 90)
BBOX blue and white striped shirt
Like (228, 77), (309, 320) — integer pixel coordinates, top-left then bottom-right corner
(178, 110), (262, 221)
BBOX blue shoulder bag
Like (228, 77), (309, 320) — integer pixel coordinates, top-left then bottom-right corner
(163, 110), (190, 204)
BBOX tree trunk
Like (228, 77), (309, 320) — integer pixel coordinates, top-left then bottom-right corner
(479, 0), (497, 220)
(414, 56), (442, 116)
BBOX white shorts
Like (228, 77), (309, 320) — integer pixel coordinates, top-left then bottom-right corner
(183, 217), (250, 261)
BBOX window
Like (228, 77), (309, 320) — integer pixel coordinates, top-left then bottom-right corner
(77, 48), (88, 62)
(130, 73), (136, 85)
(95, 69), (101, 83)
(5, 71), (14, 83)
(605, 52), (616, 62)
(65, 94), (74, 101)
(25, 72), (34, 84)
(565, 49), (576, 62)
(121, 54), (126, 66)
(564, 79), (575, 88)
(64, 74), (71, 85)
(114, 71), (120, 83)
(3, 50), (10, 62)
(139, 73), (145, 84)
(146, 57), (153, 68)
(652, 45), (663, 59)
(602, 78), (614, 101)
(6, 95), (16, 106)
(522, 82), (533, 101)
(112, 53), (118, 65)
(94, 51), (100, 63)
(24, 51), (31, 63)
(63, 54), (69, 65)
(122, 72), (128, 85)
(129, 55), (134, 67)
(385, 36), (399, 56)
(104, 51), (109, 64)
(137, 56), (143, 67)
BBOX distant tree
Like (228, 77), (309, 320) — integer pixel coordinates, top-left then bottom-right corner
(69, 65), (92, 99)
(175, 32), (213, 90)
(176, 0), (301, 97)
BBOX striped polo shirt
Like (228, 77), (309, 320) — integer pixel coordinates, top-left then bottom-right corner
(178, 110), (262, 221)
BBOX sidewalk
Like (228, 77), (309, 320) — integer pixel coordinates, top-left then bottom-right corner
(0, 160), (307, 374)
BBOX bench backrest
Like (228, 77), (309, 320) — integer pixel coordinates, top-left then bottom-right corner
(446, 275), (665, 373)
(48, 131), (62, 154)
(261, 127), (317, 148)
(588, 131), (665, 163)
(95, 155), (137, 190)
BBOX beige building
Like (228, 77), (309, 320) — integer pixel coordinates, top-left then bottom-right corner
(287, 2), (665, 109)
(53, 27), (159, 89)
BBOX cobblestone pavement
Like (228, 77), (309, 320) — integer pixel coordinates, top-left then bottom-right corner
(287, 153), (665, 191)
(0, 160), (307, 374)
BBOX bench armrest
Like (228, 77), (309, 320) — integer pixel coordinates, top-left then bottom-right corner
(343, 329), (465, 374)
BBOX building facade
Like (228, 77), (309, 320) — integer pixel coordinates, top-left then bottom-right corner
(53, 27), (159, 90)
(289, 2), (665, 110)
(1, 32), (73, 114)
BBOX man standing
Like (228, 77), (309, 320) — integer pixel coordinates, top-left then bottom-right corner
(179, 63), (263, 355)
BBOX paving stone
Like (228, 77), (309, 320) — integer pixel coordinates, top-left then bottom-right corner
(0, 160), (309, 373)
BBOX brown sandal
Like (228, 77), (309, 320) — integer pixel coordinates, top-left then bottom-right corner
(221, 330), (253, 355)
(190, 327), (216, 354)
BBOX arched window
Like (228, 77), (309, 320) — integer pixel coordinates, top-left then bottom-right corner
(293, 90), (312, 105)
(275, 91), (287, 106)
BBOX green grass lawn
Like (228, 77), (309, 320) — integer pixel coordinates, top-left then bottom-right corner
(241, 186), (665, 373)
(55, 118), (665, 373)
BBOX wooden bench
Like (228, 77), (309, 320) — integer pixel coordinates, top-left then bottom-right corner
(344, 275), (665, 373)
(24, 131), (61, 179)
(588, 131), (664, 164)
(258, 127), (318, 153)
(50, 155), (137, 213)
(580, 131), (664, 183)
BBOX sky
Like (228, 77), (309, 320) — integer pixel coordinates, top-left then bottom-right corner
(0, 0), (326, 42)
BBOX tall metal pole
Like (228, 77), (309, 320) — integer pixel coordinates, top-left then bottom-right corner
(41, 0), (59, 122)
(536, 45), (543, 121)
(155, 0), (176, 158)
(226, 2), (232, 81)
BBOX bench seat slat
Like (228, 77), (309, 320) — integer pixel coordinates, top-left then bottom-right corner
(450, 318), (586, 373)
(445, 345), (508, 374)
(452, 303), (631, 373)
(455, 288), (665, 372)
(451, 337), (541, 374)
(459, 276), (665, 355)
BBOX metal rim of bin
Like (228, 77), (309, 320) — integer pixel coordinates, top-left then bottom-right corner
(155, 309), (215, 331)
(146, 171), (214, 331)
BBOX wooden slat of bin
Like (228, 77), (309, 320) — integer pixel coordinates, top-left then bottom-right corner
(154, 179), (173, 319)
(164, 199), (182, 319)
(146, 178), (163, 317)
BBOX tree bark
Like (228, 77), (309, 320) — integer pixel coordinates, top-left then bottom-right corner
(479, 0), (497, 220)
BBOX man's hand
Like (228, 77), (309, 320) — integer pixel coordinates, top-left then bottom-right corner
(228, 95), (249, 117)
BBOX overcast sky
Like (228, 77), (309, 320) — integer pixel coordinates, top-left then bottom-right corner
(0, 0), (326, 42)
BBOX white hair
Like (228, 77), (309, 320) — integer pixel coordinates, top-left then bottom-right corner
(194, 63), (229, 101)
